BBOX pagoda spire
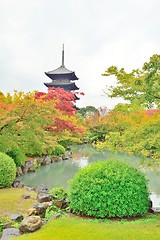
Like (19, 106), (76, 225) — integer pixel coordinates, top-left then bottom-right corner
(62, 44), (64, 67)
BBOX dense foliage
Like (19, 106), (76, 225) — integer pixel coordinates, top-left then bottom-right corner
(51, 144), (65, 156)
(84, 107), (160, 163)
(102, 54), (160, 108)
(69, 160), (149, 218)
(0, 140), (26, 167)
(0, 152), (16, 188)
(0, 89), (85, 159)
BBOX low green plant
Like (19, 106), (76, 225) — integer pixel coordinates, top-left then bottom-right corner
(0, 152), (16, 188)
(0, 220), (3, 232)
(12, 222), (20, 228)
(49, 187), (67, 200)
(51, 144), (65, 156)
(44, 205), (65, 219)
(69, 160), (150, 218)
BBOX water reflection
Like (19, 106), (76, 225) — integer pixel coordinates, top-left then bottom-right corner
(21, 144), (160, 208)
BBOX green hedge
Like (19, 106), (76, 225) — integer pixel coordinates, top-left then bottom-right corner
(69, 160), (149, 218)
(0, 152), (16, 188)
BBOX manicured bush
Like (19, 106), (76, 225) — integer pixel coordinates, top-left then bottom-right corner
(69, 160), (149, 218)
(51, 144), (65, 156)
(0, 152), (16, 188)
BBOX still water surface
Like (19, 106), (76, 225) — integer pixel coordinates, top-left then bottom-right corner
(21, 145), (160, 209)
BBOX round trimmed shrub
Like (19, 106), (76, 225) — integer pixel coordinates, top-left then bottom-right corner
(0, 152), (16, 188)
(69, 160), (149, 218)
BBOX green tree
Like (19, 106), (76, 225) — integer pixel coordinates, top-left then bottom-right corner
(78, 106), (98, 118)
(102, 54), (160, 108)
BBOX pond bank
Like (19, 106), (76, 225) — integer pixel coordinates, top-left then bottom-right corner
(19, 144), (160, 210)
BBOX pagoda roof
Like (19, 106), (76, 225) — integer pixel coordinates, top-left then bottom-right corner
(44, 82), (79, 91)
(45, 45), (78, 81)
(45, 66), (78, 80)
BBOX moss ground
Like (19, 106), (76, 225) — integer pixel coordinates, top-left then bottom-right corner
(0, 188), (37, 222)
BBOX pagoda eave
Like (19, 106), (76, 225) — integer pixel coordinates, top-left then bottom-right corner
(45, 71), (78, 81)
(44, 82), (79, 91)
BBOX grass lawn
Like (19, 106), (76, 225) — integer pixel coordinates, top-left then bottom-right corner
(14, 215), (160, 240)
(0, 188), (37, 222)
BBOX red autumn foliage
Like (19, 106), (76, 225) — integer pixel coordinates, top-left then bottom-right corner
(47, 117), (84, 135)
(35, 88), (77, 115)
(35, 88), (85, 135)
(145, 109), (160, 116)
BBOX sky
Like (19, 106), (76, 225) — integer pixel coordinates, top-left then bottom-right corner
(0, 0), (160, 109)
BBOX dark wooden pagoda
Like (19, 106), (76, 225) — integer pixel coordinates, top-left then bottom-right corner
(44, 45), (79, 96)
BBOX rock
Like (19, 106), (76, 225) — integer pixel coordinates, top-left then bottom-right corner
(52, 213), (62, 219)
(16, 167), (23, 176)
(32, 203), (45, 217)
(42, 156), (52, 165)
(61, 198), (70, 209)
(66, 146), (71, 151)
(36, 184), (49, 194)
(42, 201), (53, 210)
(10, 213), (23, 222)
(19, 216), (42, 233)
(37, 193), (52, 203)
(26, 208), (37, 216)
(3, 222), (12, 229)
(1, 228), (21, 240)
(68, 208), (73, 213)
(36, 156), (45, 166)
(25, 186), (35, 191)
(50, 156), (62, 162)
(25, 159), (37, 172)
(12, 179), (24, 188)
(52, 199), (65, 209)
(21, 194), (30, 199)
(153, 207), (160, 212)
(62, 151), (72, 160)
(148, 200), (154, 213)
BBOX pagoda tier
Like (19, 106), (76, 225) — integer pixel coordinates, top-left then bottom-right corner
(44, 45), (79, 93)
(45, 66), (78, 80)
(44, 81), (79, 91)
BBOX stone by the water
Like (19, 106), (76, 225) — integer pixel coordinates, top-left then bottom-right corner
(37, 193), (52, 203)
(12, 179), (24, 188)
(36, 184), (49, 194)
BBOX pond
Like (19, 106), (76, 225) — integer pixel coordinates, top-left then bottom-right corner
(20, 144), (160, 209)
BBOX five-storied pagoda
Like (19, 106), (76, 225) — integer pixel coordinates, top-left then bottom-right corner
(44, 45), (80, 100)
